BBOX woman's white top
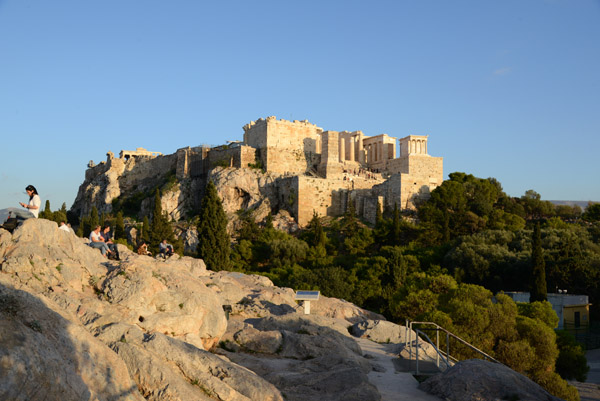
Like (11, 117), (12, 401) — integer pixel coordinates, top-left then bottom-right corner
(29, 194), (41, 218)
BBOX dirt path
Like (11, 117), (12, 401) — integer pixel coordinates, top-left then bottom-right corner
(356, 337), (442, 401)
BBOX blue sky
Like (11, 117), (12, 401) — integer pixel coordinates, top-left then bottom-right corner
(1, 0), (599, 212)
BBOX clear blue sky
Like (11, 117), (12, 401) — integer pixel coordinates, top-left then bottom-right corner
(1, 0), (599, 212)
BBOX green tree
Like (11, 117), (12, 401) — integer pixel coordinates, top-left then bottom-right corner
(115, 211), (125, 240)
(40, 200), (52, 219)
(583, 203), (600, 222)
(305, 211), (327, 249)
(89, 206), (99, 232)
(530, 222), (547, 302)
(555, 330), (589, 382)
(141, 216), (151, 245)
(197, 181), (231, 271)
(149, 189), (176, 253)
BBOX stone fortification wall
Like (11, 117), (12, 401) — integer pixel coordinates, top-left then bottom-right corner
(118, 153), (178, 194)
(369, 155), (442, 212)
(176, 146), (208, 180)
(73, 152), (179, 218)
(206, 145), (256, 170)
(294, 176), (378, 226)
(243, 117), (322, 175)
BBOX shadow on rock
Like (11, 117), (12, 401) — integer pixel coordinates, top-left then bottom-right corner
(0, 282), (143, 401)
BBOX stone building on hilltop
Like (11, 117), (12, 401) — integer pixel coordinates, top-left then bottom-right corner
(72, 117), (443, 228)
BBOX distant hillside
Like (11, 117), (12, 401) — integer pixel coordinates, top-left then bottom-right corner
(549, 200), (597, 209)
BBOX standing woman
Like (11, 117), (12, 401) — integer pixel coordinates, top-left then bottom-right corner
(16, 185), (41, 219)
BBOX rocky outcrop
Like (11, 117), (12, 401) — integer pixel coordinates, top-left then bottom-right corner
(419, 359), (563, 401)
(0, 219), (383, 401)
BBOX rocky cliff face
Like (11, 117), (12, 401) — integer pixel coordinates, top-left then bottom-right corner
(71, 152), (296, 233)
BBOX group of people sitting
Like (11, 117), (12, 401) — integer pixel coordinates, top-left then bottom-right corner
(89, 224), (120, 260)
(137, 239), (174, 258)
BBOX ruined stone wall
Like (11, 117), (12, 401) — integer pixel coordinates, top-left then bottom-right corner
(243, 117), (322, 175)
(176, 146), (208, 179)
(373, 154), (443, 211)
(294, 176), (377, 226)
(72, 153), (179, 217)
(206, 145), (256, 170)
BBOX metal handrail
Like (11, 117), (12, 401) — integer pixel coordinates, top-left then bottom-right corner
(405, 320), (502, 375)
(413, 329), (452, 373)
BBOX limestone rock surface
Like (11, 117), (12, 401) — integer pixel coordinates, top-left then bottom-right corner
(0, 219), (390, 401)
(419, 359), (563, 401)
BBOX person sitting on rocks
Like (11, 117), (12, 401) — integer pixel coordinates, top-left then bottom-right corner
(101, 225), (120, 260)
(58, 221), (73, 233)
(159, 239), (174, 258)
(89, 225), (112, 257)
(137, 242), (151, 256)
(6, 185), (41, 221)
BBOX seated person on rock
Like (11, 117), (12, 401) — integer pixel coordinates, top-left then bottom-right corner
(5, 185), (41, 221)
(101, 224), (120, 260)
(89, 225), (112, 257)
(159, 239), (174, 258)
(137, 242), (152, 256)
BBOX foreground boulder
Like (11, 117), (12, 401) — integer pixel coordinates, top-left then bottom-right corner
(419, 359), (563, 401)
(0, 284), (144, 401)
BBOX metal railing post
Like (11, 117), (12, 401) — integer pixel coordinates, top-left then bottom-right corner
(436, 328), (440, 368)
(415, 332), (419, 375)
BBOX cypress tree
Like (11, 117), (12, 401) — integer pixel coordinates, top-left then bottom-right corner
(89, 207), (99, 232)
(60, 202), (68, 216)
(530, 222), (547, 302)
(307, 211), (327, 248)
(141, 216), (151, 245)
(115, 211), (125, 240)
(41, 200), (51, 219)
(197, 181), (231, 271)
(149, 189), (176, 253)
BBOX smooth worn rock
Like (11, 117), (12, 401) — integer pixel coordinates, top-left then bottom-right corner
(0, 283), (143, 401)
(350, 319), (415, 344)
(419, 359), (563, 401)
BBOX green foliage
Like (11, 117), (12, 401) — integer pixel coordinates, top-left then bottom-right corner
(141, 216), (151, 244)
(583, 203), (600, 222)
(417, 173), (524, 245)
(517, 301), (558, 329)
(555, 330), (589, 382)
(112, 191), (147, 217)
(197, 181), (231, 271)
(89, 206), (99, 232)
(115, 211), (125, 240)
(530, 222), (547, 302)
(37, 200), (68, 224)
(149, 189), (177, 254)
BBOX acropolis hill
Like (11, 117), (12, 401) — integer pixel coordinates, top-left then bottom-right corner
(71, 116), (443, 227)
